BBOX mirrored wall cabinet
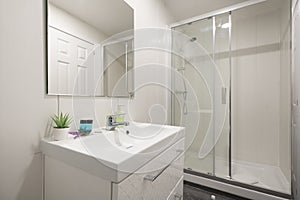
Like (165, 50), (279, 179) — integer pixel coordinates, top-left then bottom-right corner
(47, 0), (134, 97)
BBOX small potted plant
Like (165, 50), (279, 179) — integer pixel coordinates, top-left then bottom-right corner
(51, 112), (72, 140)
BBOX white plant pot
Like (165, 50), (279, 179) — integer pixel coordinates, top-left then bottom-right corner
(52, 127), (70, 141)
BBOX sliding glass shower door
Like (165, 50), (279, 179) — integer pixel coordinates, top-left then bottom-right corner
(172, 13), (231, 179)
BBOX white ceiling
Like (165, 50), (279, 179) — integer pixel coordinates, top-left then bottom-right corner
(49, 0), (133, 36)
(163, 0), (249, 22)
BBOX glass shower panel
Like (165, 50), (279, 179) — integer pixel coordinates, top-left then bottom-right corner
(172, 17), (216, 176)
(172, 14), (231, 179)
(230, 0), (291, 194)
(214, 13), (231, 179)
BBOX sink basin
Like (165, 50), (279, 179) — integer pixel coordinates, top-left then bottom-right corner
(118, 122), (179, 139)
(41, 122), (184, 183)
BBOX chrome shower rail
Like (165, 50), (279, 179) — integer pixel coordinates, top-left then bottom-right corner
(170, 0), (266, 28)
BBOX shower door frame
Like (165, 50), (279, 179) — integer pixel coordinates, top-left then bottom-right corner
(170, 0), (293, 199)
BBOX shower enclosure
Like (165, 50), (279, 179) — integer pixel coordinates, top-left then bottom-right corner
(171, 0), (291, 198)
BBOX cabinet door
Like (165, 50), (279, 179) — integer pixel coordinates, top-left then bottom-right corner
(44, 156), (111, 200)
(113, 138), (184, 200)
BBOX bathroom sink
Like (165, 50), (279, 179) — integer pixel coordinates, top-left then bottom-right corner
(41, 122), (184, 183)
(119, 122), (180, 139)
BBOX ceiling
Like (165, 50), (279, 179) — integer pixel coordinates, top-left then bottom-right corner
(49, 0), (133, 36)
(163, 0), (249, 22)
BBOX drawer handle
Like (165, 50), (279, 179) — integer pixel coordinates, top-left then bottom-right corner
(174, 193), (183, 200)
(176, 149), (184, 154)
(143, 164), (170, 182)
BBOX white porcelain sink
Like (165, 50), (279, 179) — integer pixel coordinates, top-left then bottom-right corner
(41, 122), (184, 183)
(120, 122), (175, 139)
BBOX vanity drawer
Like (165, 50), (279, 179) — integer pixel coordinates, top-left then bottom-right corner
(112, 138), (184, 200)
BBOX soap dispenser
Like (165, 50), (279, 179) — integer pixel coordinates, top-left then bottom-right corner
(116, 104), (125, 124)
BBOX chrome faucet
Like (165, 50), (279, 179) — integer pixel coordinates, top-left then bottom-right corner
(106, 114), (129, 131)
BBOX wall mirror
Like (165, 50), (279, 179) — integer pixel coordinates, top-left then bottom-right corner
(47, 0), (134, 97)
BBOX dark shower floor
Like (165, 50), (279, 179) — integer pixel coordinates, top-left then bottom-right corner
(183, 182), (250, 200)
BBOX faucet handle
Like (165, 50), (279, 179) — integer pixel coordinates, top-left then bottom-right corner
(106, 115), (115, 126)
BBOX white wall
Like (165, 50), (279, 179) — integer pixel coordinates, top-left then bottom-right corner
(49, 4), (108, 44)
(0, 0), (57, 200)
(128, 0), (174, 124)
(0, 0), (174, 199)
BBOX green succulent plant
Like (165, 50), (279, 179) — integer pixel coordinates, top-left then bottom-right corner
(51, 112), (72, 128)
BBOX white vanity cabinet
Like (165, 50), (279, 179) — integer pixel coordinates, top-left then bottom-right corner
(42, 126), (185, 200)
(112, 138), (184, 200)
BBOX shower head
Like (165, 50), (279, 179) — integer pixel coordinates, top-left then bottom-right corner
(177, 36), (197, 53)
(190, 37), (197, 42)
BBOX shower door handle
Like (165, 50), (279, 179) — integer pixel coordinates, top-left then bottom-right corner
(293, 99), (298, 107)
(222, 87), (227, 104)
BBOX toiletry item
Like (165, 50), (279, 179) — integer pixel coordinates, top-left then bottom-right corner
(69, 131), (80, 139)
(79, 119), (93, 135)
(116, 114), (124, 124)
(115, 105), (125, 126)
